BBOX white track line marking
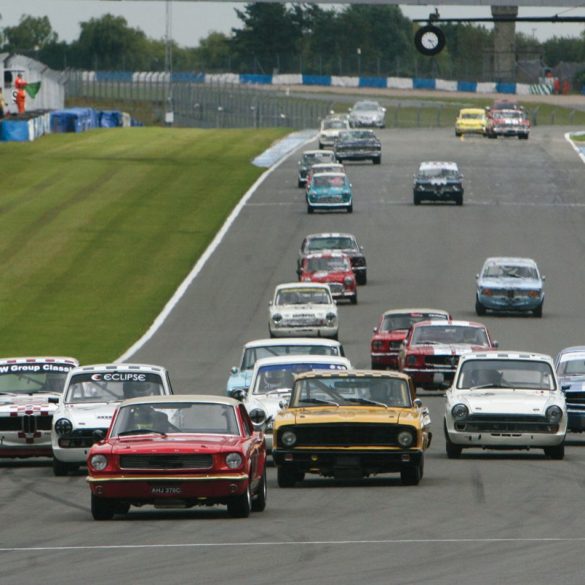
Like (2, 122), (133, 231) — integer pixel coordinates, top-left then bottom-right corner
(2, 537), (585, 553)
(565, 131), (585, 165)
(116, 133), (316, 362)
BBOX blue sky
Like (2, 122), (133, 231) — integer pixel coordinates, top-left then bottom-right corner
(1, 1), (584, 48)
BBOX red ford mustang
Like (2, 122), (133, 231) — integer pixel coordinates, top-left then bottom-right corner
(370, 308), (450, 370)
(299, 251), (357, 304)
(87, 395), (267, 519)
(397, 319), (497, 389)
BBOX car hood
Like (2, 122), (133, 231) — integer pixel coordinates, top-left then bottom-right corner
(320, 129), (343, 137)
(59, 402), (121, 427)
(479, 277), (541, 289)
(105, 434), (243, 454)
(271, 304), (336, 317)
(373, 330), (408, 342)
(417, 178), (459, 186)
(303, 271), (351, 282)
(337, 138), (379, 147)
(285, 406), (420, 425)
(310, 185), (348, 195)
(350, 112), (382, 119)
(453, 389), (561, 415)
(409, 344), (488, 355)
(0, 393), (60, 412)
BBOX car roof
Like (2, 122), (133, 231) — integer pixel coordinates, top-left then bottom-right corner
(305, 232), (357, 240)
(119, 394), (240, 407)
(418, 162), (459, 171)
(311, 172), (347, 178)
(0, 356), (79, 366)
(382, 308), (450, 317)
(310, 163), (344, 169)
(294, 368), (411, 383)
(556, 346), (585, 361)
(459, 108), (486, 114)
(68, 363), (168, 375)
(275, 282), (332, 291)
(253, 355), (351, 368)
(459, 351), (553, 363)
(243, 338), (341, 349)
(483, 257), (538, 267)
(302, 150), (333, 156)
(413, 319), (486, 328)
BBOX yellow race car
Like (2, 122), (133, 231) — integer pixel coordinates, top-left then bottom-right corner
(272, 369), (431, 486)
(455, 108), (487, 137)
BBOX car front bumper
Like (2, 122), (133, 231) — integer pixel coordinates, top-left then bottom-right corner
(335, 150), (380, 160)
(371, 352), (399, 369)
(445, 426), (565, 448)
(402, 367), (456, 388)
(478, 293), (543, 312)
(269, 324), (338, 338)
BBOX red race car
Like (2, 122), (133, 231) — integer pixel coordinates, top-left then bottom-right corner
(87, 395), (267, 520)
(299, 251), (357, 304)
(397, 319), (497, 389)
(370, 308), (450, 370)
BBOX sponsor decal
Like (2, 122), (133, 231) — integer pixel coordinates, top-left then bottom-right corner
(0, 363), (74, 374)
(91, 373), (147, 382)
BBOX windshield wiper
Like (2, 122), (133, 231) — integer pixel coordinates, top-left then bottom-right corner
(301, 397), (339, 407)
(469, 384), (514, 390)
(117, 429), (167, 437)
(345, 397), (388, 408)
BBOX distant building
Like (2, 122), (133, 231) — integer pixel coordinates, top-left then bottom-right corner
(0, 54), (65, 114)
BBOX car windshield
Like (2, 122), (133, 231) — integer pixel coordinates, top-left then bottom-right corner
(382, 312), (448, 332)
(0, 362), (75, 395)
(419, 168), (459, 179)
(495, 110), (524, 119)
(323, 119), (347, 129)
(302, 152), (335, 165)
(306, 256), (350, 272)
(339, 131), (373, 141)
(483, 264), (538, 279)
(111, 402), (239, 436)
(312, 176), (346, 188)
(275, 288), (331, 305)
(310, 165), (342, 175)
(241, 344), (340, 370)
(457, 359), (556, 390)
(461, 113), (484, 120)
(557, 355), (585, 376)
(354, 102), (379, 111)
(252, 362), (347, 395)
(411, 325), (489, 346)
(306, 236), (357, 252)
(65, 372), (165, 403)
(292, 376), (412, 408)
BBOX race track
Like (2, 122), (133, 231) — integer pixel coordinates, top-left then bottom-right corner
(3, 126), (585, 585)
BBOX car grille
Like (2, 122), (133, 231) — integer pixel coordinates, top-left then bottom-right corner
(456, 414), (556, 434)
(58, 428), (105, 448)
(566, 392), (585, 406)
(279, 423), (416, 447)
(0, 414), (52, 432)
(425, 355), (460, 368)
(328, 283), (344, 295)
(351, 257), (366, 267)
(119, 454), (213, 470)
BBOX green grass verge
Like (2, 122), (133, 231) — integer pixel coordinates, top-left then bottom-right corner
(0, 127), (287, 363)
(571, 133), (585, 142)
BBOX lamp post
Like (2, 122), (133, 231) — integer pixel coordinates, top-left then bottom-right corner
(357, 47), (361, 77)
(164, 0), (174, 126)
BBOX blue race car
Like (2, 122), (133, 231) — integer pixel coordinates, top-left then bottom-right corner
(475, 257), (545, 317)
(306, 172), (353, 214)
(555, 346), (585, 432)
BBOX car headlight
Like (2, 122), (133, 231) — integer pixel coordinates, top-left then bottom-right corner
(546, 405), (563, 424)
(397, 430), (415, 447)
(344, 276), (353, 286)
(272, 313), (282, 323)
(226, 452), (243, 469)
(89, 454), (108, 471)
(325, 312), (336, 322)
(248, 408), (266, 426)
(281, 430), (297, 447)
(527, 290), (541, 298)
(303, 277), (312, 282)
(451, 404), (469, 420)
(54, 418), (73, 436)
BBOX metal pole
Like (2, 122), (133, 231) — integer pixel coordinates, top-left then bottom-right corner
(165, 0), (174, 126)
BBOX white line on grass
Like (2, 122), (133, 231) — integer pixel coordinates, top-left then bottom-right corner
(2, 537), (585, 553)
(116, 132), (316, 362)
(565, 131), (585, 165)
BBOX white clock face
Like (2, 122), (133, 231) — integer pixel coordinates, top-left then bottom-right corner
(421, 31), (440, 50)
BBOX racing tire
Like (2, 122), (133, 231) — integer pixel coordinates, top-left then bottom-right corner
(455, 131), (462, 137)
(488, 133), (497, 139)
(475, 299), (486, 316)
(91, 494), (116, 521)
(400, 457), (423, 486)
(356, 272), (367, 286)
(307, 204), (314, 214)
(544, 445), (565, 460)
(533, 303), (543, 318)
(336, 157), (344, 164)
(297, 179), (304, 188)
(350, 293), (358, 305)
(347, 204), (353, 214)
(372, 157), (381, 165)
(53, 458), (78, 477)
(227, 484), (252, 518)
(277, 466), (298, 488)
(251, 469), (267, 512)
(445, 424), (463, 459)
(413, 193), (421, 206)
(318, 142), (324, 149)
(519, 134), (529, 140)
(455, 194), (463, 206)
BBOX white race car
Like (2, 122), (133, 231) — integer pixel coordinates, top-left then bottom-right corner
(269, 282), (339, 340)
(0, 357), (79, 458)
(444, 351), (567, 459)
(51, 363), (174, 475)
(240, 354), (352, 449)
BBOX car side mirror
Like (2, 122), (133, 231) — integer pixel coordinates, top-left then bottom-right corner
(231, 389), (247, 401)
(373, 327), (378, 333)
(542, 275), (546, 281)
(493, 340), (499, 348)
(561, 384), (571, 392)
(93, 429), (106, 441)
(48, 397), (59, 404)
(230, 366), (238, 374)
(475, 274), (480, 279)
(268, 301), (273, 306)
(382, 107), (387, 113)
(414, 398), (423, 408)
(248, 408), (266, 427)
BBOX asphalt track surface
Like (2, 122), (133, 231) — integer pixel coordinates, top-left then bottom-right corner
(3, 126), (585, 585)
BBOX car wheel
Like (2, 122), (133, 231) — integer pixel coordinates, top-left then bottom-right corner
(251, 469), (267, 512)
(413, 193), (421, 206)
(347, 204), (353, 213)
(307, 205), (314, 214)
(350, 292), (357, 305)
(475, 298), (486, 316)
(373, 157), (381, 165)
(444, 422), (463, 459)
(356, 272), (367, 286)
(227, 484), (252, 518)
(455, 131), (461, 137)
(277, 466), (298, 488)
(53, 458), (78, 477)
(297, 179), (304, 188)
(91, 494), (116, 521)
(455, 194), (463, 206)
(400, 457), (423, 486)
(544, 445), (564, 460)
(533, 302), (543, 318)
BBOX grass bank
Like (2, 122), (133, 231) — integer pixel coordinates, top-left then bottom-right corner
(0, 127), (287, 362)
